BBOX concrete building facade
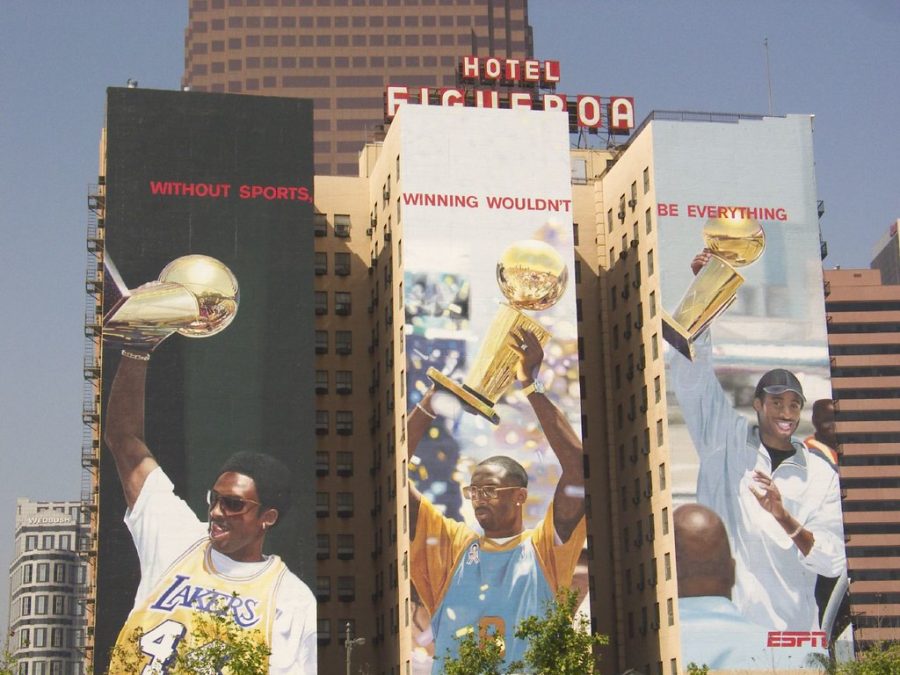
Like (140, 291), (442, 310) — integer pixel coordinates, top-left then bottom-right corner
(7, 499), (89, 675)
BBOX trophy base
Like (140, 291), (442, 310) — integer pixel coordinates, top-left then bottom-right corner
(661, 311), (696, 361)
(426, 367), (501, 425)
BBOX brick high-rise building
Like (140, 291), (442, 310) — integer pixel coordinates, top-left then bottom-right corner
(825, 234), (900, 647)
(182, 0), (534, 176)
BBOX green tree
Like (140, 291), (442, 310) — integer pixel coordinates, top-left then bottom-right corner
(108, 598), (271, 674)
(1, 631), (18, 675)
(511, 587), (608, 674)
(440, 628), (506, 675)
(834, 642), (900, 675)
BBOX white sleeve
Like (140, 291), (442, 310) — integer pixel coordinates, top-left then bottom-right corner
(798, 467), (847, 578)
(125, 466), (207, 604)
(666, 330), (750, 463)
(270, 573), (318, 674)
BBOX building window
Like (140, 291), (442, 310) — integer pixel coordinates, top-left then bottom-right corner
(643, 167), (650, 193)
(315, 576), (331, 602)
(317, 619), (331, 646)
(25, 535), (37, 551)
(315, 492), (329, 518)
(335, 292), (352, 315)
(664, 552), (672, 580)
(335, 330), (352, 355)
(336, 492), (354, 517)
(662, 507), (669, 535)
(667, 597), (674, 626)
(654, 376), (661, 403)
(316, 451), (329, 476)
(37, 563), (49, 582)
(42, 535), (54, 549)
(22, 564), (32, 584)
(315, 411), (329, 435)
(335, 370), (352, 394)
(314, 252), (327, 275)
(336, 451), (353, 476)
(647, 249), (654, 276)
(645, 207), (652, 234)
(337, 533), (354, 560)
(656, 419), (664, 445)
(336, 411), (353, 435)
(53, 563), (65, 584)
(316, 534), (330, 560)
(315, 370), (328, 395)
(34, 627), (47, 648)
(651, 333), (659, 360)
(315, 330), (328, 354)
(51, 627), (63, 648)
(334, 214), (351, 237)
(337, 576), (355, 601)
(659, 462), (667, 491)
(314, 291), (328, 315)
(314, 212), (327, 237)
(36, 595), (48, 615)
(335, 252), (351, 276)
(21, 596), (31, 616)
(607, 208), (613, 233)
(649, 291), (657, 318)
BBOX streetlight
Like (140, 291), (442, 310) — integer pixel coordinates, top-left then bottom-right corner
(344, 622), (366, 675)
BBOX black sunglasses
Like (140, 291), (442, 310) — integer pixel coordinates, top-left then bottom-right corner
(207, 490), (261, 516)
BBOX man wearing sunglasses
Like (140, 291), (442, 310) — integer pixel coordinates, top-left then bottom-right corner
(104, 352), (317, 673)
(407, 329), (586, 671)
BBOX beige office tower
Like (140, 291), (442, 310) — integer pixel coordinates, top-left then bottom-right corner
(825, 247), (900, 650)
(182, 0), (533, 176)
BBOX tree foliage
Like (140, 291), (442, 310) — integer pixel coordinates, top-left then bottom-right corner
(108, 600), (271, 674)
(440, 587), (608, 674)
(1, 632), (18, 675)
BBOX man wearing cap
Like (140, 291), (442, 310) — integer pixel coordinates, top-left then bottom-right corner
(668, 255), (845, 633)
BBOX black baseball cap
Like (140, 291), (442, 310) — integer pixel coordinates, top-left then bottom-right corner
(755, 369), (805, 404)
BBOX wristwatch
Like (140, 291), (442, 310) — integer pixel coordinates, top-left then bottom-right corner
(521, 380), (545, 397)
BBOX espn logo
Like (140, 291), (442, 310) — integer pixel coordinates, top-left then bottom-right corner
(767, 631), (828, 648)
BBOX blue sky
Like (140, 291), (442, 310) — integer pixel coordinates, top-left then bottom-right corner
(1, 0), (898, 635)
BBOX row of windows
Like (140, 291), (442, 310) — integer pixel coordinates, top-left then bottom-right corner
(315, 491), (355, 517)
(315, 575), (357, 602)
(315, 450), (355, 476)
(623, 553), (672, 595)
(625, 596), (674, 638)
(619, 463), (668, 511)
(22, 533), (76, 552)
(314, 252), (352, 275)
(315, 533), (356, 560)
(836, 409), (900, 421)
(607, 170), (651, 233)
(832, 366), (900, 377)
(315, 329), (352, 354)
(13, 660), (83, 675)
(315, 291), (353, 315)
(314, 370), (353, 394)
(314, 410), (355, 434)
(622, 507), (669, 554)
(17, 593), (84, 619)
(193, 30), (472, 55)
(16, 561), (84, 586)
(314, 213), (351, 237)
(200, 0), (499, 12)
(830, 343), (900, 355)
(16, 626), (84, 651)
(195, 10), (490, 31)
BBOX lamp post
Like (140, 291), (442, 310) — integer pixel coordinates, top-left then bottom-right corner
(344, 622), (366, 675)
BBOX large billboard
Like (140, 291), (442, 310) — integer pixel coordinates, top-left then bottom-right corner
(97, 88), (316, 672)
(654, 116), (849, 670)
(398, 106), (588, 673)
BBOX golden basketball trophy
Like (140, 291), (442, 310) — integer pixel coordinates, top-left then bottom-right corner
(103, 254), (240, 349)
(426, 239), (568, 424)
(661, 216), (765, 360)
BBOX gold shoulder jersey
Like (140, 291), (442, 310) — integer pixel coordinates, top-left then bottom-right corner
(110, 537), (287, 673)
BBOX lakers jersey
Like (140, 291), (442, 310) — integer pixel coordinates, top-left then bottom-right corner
(110, 537), (286, 674)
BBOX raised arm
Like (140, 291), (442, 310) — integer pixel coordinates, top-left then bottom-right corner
(407, 387), (437, 539)
(103, 352), (160, 509)
(512, 329), (584, 543)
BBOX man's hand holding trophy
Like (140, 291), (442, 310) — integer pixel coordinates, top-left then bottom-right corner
(103, 254), (240, 354)
(661, 216), (765, 360)
(426, 238), (567, 424)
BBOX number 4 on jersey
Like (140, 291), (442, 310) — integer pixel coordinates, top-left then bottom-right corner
(139, 619), (187, 674)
